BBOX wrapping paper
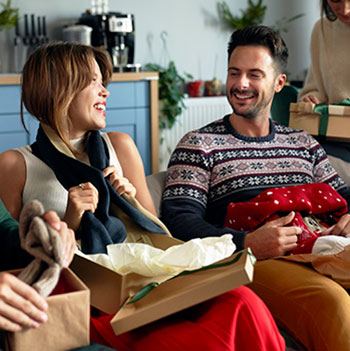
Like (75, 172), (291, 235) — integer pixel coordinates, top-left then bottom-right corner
(76, 234), (236, 277)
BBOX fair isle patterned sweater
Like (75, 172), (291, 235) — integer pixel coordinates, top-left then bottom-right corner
(161, 115), (350, 250)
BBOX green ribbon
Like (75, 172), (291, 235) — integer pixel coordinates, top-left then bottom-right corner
(127, 250), (256, 305)
(313, 99), (350, 136)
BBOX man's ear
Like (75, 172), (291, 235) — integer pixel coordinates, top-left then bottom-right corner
(274, 73), (287, 93)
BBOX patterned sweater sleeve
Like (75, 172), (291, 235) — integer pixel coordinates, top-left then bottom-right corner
(310, 135), (350, 206)
(161, 131), (248, 251)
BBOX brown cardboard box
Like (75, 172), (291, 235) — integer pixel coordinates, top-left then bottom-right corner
(70, 233), (184, 314)
(110, 249), (255, 335)
(289, 102), (350, 141)
(71, 234), (255, 333)
(4, 268), (90, 351)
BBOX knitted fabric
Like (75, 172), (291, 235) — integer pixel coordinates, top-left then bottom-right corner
(18, 200), (64, 298)
(162, 116), (348, 248)
(224, 183), (348, 254)
(31, 125), (167, 254)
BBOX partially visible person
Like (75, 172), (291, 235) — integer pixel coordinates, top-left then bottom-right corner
(299, 0), (350, 184)
(299, 0), (350, 104)
(0, 198), (75, 332)
(162, 25), (350, 351)
(0, 42), (285, 351)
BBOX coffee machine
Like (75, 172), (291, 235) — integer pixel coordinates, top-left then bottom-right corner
(78, 11), (136, 72)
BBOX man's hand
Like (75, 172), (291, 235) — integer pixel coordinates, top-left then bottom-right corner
(244, 212), (301, 260)
(319, 214), (350, 237)
(0, 272), (48, 332)
(42, 211), (75, 267)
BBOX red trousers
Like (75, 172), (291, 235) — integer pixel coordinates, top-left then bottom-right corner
(90, 286), (285, 351)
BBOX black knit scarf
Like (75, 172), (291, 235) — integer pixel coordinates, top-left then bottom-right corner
(31, 125), (166, 254)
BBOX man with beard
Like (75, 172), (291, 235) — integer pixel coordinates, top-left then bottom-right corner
(161, 25), (350, 351)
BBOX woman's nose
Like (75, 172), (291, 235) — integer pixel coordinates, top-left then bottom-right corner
(99, 85), (110, 98)
(341, 1), (350, 15)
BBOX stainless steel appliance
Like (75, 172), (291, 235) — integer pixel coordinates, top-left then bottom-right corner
(78, 11), (137, 72)
(62, 25), (93, 46)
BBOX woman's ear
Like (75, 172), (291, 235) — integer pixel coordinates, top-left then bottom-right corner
(274, 73), (287, 93)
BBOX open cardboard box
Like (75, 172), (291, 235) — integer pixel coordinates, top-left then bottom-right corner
(70, 233), (184, 314)
(289, 102), (350, 141)
(70, 233), (255, 336)
(111, 248), (254, 335)
(4, 268), (90, 351)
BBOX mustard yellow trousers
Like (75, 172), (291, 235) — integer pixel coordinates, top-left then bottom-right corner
(248, 259), (350, 351)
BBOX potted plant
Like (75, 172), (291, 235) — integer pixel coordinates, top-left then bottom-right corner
(144, 61), (192, 131)
(217, 0), (303, 34)
(218, 0), (266, 30)
(0, 0), (18, 30)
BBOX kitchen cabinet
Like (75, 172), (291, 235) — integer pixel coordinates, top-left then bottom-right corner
(0, 72), (159, 175)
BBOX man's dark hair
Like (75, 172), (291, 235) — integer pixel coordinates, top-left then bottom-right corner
(227, 25), (289, 74)
(320, 0), (337, 21)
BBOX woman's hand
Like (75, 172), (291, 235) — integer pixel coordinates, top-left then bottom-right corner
(64, 182), (99, 231)
(319, 214), (350, 237)
(41, 211), (76, 268)
(301, 95), (321, 104)
(0, 272), (48, 332)
(103, 165), (136, 198)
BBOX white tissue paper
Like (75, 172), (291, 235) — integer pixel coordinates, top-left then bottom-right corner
(75, 234), (236, 277)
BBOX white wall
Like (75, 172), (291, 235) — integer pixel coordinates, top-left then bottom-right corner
(3, 0), (319, 82)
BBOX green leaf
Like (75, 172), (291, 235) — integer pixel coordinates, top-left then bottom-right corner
(0, 0), (18, 30)
(144, 61), (190, 131)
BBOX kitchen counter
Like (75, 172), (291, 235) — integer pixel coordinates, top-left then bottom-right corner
(0, 71), (159, 85)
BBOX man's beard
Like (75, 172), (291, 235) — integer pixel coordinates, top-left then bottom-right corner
(227, 88), (272, 119)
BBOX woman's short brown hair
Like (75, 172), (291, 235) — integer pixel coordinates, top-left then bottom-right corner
(21, 41), (112, 148)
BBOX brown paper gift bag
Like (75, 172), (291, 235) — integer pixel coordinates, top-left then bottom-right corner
(278, 245), (350, 289)
(3, 268), (90, 351)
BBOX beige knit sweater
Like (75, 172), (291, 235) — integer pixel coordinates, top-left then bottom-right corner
(298, 17), (350, 104)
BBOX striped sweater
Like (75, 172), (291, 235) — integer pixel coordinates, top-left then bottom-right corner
(161, 115), (349, 249)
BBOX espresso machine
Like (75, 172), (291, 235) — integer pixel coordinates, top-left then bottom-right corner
(78, 11), (137, 72)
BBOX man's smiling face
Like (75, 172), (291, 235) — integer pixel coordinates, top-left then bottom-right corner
(226, 45), (283, 120)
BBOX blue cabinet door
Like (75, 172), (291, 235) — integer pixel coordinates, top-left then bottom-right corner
(0, 80), (152, 174)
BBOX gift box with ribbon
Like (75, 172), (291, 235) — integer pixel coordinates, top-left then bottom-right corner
(289, 100), (350, 141)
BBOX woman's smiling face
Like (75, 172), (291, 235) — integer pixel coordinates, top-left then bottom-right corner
(68, 59), (110, 139)
(327, 0), (350, 24)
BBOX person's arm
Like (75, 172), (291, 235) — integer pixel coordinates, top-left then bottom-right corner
(108, 132), (157, 216)
(0, 200), (31, 271)
(0, 150), (26, 221)
(161, 197), (300, 258)
(298, 19), (327, 104)
(0, 203), (75, 332)
(298, 65), (322, 104)
(161, 197), (248, 250)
